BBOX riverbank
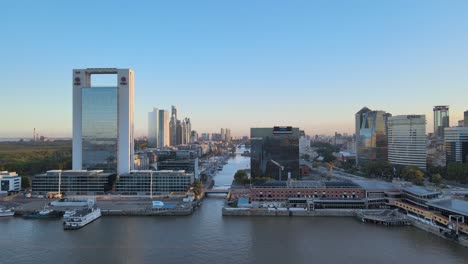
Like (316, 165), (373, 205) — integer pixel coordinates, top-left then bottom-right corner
(8, 199), (202, 217)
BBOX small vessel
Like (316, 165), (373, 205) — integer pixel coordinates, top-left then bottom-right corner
(63, 210), (76, 220)
(241, 150), (250, 157)
(0, 208), (15, 217)
(63, 206), (101, 230)
(23, 206), (63, 219)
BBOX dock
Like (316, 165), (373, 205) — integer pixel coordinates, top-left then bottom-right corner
(357, 210), (410, 226)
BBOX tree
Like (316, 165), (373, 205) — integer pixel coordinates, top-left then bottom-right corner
(447, 163), (468, 184)
(193, 180), (203, 196)
(431, 174), (443, 185)
(311, 142), (338, 163)
(234, 170), (248, 184)
(21, 176), (32, 189)
(401, 166), (425, 185)
(361, 161), (392, 179)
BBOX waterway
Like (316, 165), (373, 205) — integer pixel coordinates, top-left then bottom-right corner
(1, 150), (468, 264)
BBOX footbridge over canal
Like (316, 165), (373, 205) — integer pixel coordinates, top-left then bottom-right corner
(204, 189), (230, 198)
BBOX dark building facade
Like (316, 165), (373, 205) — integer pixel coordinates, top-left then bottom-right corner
(355, 107), (391, 166)
(433, 105), (450, 139)
(465, 110), (468, 127)
(32, 170), (115, 195)
(444, 127), (468, 165)
(251, 127), (300, 180)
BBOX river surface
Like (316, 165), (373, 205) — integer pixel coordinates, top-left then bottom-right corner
(1, 149), (468, 264)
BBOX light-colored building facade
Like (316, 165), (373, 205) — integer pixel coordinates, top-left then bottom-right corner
(0, 171), (21, 194)
(73, 68), (134, 175)
(159, 109), (170, 147)
(444, 127), (468, 164)
(148, 107), (159, 148)
(387, 115), (427, 170)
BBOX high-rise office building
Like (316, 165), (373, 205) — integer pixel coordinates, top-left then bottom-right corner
(433, 106), (450, 138)
(355, 107), (391, 166)
(464, 110), (468, 127)
(221, 128), (225, 141)
(387, 115), (427, 170)
(181, 118), (191, 145)
(170, 105), (178, 146)
(251, 127), (300, 180)
(159, 110), (170, 147)
(148, 108), (159, 148)
(445, 127), (468, 165)
(73, 68), (134, 175)
(176, 120), (183, 145)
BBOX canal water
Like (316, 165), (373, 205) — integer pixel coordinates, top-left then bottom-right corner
(1, 150), (468, 264)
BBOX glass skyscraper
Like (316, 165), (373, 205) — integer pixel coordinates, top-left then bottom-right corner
(148, 108), (160, 148)
(73, 68), (134, 175)
(250, 127), (300, 180)
(81, 87), (118, 171)
(433, 105), (450, 138)
(355, 107), (391, 166)
(444, 127), (468, 165)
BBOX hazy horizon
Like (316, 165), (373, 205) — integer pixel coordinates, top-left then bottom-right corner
(2, 1), (467, 138)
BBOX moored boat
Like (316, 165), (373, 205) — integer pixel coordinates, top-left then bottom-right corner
(63, 206), (101, 230)
(63, 210), (76, 220)
(23, 207), (63, 219)
(0, 208), (15, 217)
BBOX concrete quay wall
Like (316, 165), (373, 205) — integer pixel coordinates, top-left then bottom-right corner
(410, 220), (468, 248)
(222, 208), (356, 217)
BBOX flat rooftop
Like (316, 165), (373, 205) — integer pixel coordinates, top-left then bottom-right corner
(353, 180), (396, 191)
(427, 199), (468, 216)
(252, 180), (361, 188)
(401, 185), (441, 196)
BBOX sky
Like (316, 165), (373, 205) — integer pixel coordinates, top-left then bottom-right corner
(1, 0), (468, 138)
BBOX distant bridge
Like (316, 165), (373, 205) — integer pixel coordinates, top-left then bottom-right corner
(204, 189), (230, 198)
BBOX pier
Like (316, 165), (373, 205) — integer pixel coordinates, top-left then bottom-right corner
(357, 210), (410, 226)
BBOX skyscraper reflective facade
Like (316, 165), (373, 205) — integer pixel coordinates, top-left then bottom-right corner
(148, 108), (159, 148)
(170, 105), (178, 146)
(387, 115), (427, 170)
(445, 127), (468, 164)
(73, 68), (134, 175)
(433, 106), (450, 138)
(355, 107), (391, 166)
(251, 127), (300, 180)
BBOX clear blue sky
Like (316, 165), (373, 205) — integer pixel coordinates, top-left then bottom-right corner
(1, 0), (468, 138)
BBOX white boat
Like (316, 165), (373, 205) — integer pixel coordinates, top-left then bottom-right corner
(63, 206), (101, 230)
(63, 210), (76, 220)
(0, 208), (15, 217)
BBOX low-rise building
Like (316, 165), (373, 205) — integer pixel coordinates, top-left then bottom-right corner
(250, 180), (366, 209)
(116, 170), (194, 195)
(32, 170), (114, 195)
(0, 171), (21, 194)
(151, 159), (199, 179)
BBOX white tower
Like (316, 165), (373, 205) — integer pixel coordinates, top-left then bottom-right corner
(73, 68), (134, 175)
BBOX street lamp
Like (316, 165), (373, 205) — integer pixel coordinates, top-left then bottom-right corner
(150, 171), (153, 199)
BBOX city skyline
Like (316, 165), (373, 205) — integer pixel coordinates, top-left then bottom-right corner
(2, 1), (468, 138)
